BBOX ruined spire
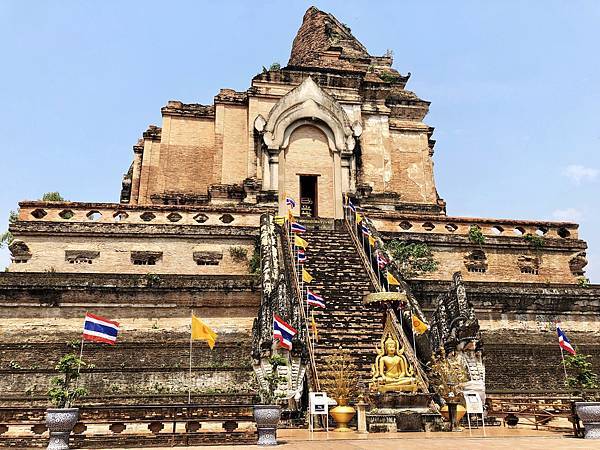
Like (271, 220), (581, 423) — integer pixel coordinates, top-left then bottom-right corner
(288, 6), (373, 71)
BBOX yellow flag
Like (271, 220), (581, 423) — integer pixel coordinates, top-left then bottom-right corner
(302, 269), (313, 283)
(287, 209), (294, 222)
(355, 212), (363, 223)
(386, 272), (400, 286)
(368, 235), (376, 247)
(412, 314), (429, 335)
(294, 235), (308, 249)
(274, 215), (285, 225)
(191, 314), (217, 350)
(311, 316), (318, 342)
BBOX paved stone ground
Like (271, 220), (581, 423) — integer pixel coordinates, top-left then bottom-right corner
(101, 428), (600, 449)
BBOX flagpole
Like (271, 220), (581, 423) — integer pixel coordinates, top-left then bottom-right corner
(410, 308), (417, 352)
(560, 346), (568, 382)
(189, 310), (193, 404)
(75, 335), (85, 390)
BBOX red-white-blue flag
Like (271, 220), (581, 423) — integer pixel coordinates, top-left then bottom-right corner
(346, 199), (356, 213)
(82, 313), (119, 345)
(297, 249), (307, 263)
(361, 223), (370, 236)
(307, 290), (326, 308)
(291, 222), (306, 234)
(557, 326), (576, 355)
(273, 314), (297, 350)
(376, 251), (388, 269)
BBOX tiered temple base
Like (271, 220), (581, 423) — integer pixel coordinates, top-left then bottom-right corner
(367, 393), (442, 432)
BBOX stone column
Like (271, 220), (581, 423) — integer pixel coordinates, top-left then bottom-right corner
(333, 151), (343, 219)
(276, 149), (285, 216)
(130, 146), (143, 205)
(356, 401), (369, 433)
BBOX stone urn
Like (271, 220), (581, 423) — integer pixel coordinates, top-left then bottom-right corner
(46, 408), (79, 450)
(253, 405), (281, 446)
(575, 402), (600, 439)
(330, 398), (356, 432)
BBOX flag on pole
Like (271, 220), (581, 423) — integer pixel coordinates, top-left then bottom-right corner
(376, 252), (388, 268)
(557, 326), (576, 355)
(386, 272), (401, 286)
(302, 269), (314, 283)
(307, 290), (326, 308)
(191, 314), (217, 349)
(346, 199), (356, 213)
(291, 222), (307, 234)
(273, 314), (297, 350)
(368, 235), (376, 247)
(294, 235), (308, 249)
(297, 249), (307, 263)
(361, 223), (370, 236)
(412, 314), (429, 335)
(286, 197), (296, 208)
(273, 215), (286, 225)
(311, 315), (319, 342)
(287, 209), (294, 222)
(82, 313), (119, 345)
(355, 212), (363, 223)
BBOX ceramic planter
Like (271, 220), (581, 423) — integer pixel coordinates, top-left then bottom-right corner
(46, 408), (79, 450)
(575, 402), (600, 439)
(253, 405), (281, 446)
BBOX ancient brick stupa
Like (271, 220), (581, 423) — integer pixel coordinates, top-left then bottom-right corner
(1, 5), (598, 442)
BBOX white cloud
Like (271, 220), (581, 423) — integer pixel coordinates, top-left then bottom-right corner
(552, 208), (583, 222)
(562, 164), (599, 184)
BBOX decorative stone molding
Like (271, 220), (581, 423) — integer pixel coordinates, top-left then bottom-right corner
(65, 250), (100, 265)
(518, 255), (540, 275)
(8, 240), (31, 263)
(569, 251), (588, 276)
(464, 250), (488, 273)
(193, 251), (223, 266)
(130, 251), (162, 266)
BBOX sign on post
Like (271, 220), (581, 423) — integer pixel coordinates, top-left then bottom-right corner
(309, 392), (329, 432)
(463, 390), (485, 432)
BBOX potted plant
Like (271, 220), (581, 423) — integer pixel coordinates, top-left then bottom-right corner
(46, 353), (88, 450)
(254, 354), (287, 446)
(430, 348), (469, 431)
(565, 353), (600, 439)
(321, 348), (358, 432)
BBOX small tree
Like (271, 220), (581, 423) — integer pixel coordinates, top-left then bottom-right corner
(41, 192), (65, 202)
(385, 241), (438, 278)
(468, 225), (485, 247)
(258, 354), (288, 405)
(0, 210), (18, 249)
(565, 353), (599, 400)
(47, 354), (88, 408)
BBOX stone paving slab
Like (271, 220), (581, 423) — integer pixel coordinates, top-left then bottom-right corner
(94, 428), (599, 450)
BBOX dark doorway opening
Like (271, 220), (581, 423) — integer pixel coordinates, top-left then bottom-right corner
(299, 175), (318, 217)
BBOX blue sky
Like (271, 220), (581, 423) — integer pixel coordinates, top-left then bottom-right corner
(0, 0), (598, 281)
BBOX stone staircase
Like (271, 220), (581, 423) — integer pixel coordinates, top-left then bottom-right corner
(301, 221), (382, 384)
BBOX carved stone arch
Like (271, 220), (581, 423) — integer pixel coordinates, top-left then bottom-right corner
(256, 77), (359, 154)
(281, 118), (337, 153)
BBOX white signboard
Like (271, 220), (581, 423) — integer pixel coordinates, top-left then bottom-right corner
(464, 391), (484, 414)
(309, 392), (329, 431)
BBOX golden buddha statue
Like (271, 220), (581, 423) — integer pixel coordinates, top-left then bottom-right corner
(370, 333), (418, 393)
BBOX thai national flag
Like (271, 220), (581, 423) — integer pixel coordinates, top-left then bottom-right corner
(377, 252), (388, 269)
(297, 249), (307, 263)
(82, 313), (119, 345)
(361, 223), (370, 236)
(286, 197), (296, 208)
(307, 290), (326, 308)
(273, 314), (297, 350)
(291, 222), (306, 234)
(346, 199), (356, 213)
(557, 326), (576, 355)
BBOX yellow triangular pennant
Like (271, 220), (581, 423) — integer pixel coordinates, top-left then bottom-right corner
(386, 272), (400, 286)
(302, 269), (314, 283)
(294, 235), (308, 249)
(412, 314), (429, 335)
